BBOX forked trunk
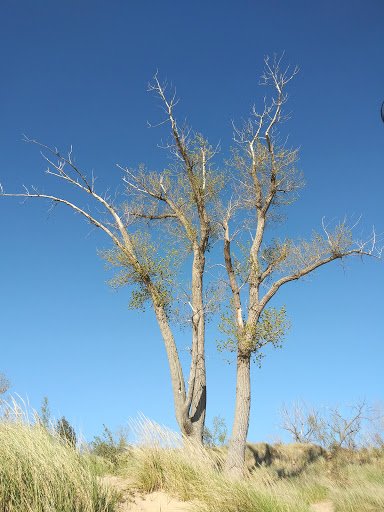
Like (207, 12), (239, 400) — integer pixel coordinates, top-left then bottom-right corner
(177, 350), (206, 443)
(224, 354), (251, 478)
(182, 380), (206, 442)
(151, 254), (206, 444)
(188, 350), (206, 442)
(187, 248), (207, 443)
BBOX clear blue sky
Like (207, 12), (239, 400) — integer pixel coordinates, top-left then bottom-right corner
(1, 0), (383, 444)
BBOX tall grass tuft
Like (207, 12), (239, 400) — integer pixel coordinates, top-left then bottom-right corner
(0, 396), (118, 512)
(125, 415), (309, 512)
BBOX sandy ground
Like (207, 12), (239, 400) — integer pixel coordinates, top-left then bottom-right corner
(103, 475), (335, 512)
(121, 491), (193, 512)
(310, 502), (334, 512)
(102, 476), (194, 512)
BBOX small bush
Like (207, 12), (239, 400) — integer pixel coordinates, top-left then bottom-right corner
(203, 415), (228, 447)
(56, 415), (77, 447)
(90, 424), (128, 466)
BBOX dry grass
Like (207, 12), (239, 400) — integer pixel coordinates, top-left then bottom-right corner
(0, 397), (118, 512)
(115, 416), (384, 512)
(2, 402), (382, 512)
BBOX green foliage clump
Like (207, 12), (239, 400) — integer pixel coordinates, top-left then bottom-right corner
(217, 303), (291, 366)
(100, 234), (182, 314)
(56, 416), (77, 447)
(203, 415), (228, 447)
(38, 396), (51, 430)
(90, 424), (128, 466)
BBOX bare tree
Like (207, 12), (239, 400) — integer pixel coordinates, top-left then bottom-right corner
(0, 372), (11, 400)
(280, 399), (375, 450)
(219, 55), (382, 478)
(315, 401), (374, 450)
(279, 401), (320, 444)
(363, 402), (384, 448)
(0, 76), (223, 442)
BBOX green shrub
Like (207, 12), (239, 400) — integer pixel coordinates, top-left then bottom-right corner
(56, 415), (77, 447)
(203, 415), (228, 447)
(90, 424), (128, 466)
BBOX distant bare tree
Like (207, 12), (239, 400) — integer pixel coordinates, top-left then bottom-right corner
(280, 399), (375, 450)
(0, 372), (11, 400)
(315, 400), (373, 450)
(279, 401), (320, 444)
(363, 402), (384, 447)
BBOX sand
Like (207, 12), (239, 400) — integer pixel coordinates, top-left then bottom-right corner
(102, 475), (194, 512)
(103, 475), (335, 512)
(310, 502), (335, 512)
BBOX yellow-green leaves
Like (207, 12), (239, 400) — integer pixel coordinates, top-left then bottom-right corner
(100, 233), (182, 314)
(217, 303), (291, 366)
(250, 306), (291, 366)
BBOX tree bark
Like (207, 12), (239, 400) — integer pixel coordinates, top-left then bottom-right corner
(187, 247), (207, 442)
(224, 353), (251, 478)
(152, 303), (188, 426)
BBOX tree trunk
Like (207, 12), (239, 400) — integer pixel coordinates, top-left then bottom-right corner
(150, 244), (207, 444)
(224, 353), (251, 478)
(152, 303), (189, 427)
(188, 248), (207, 443)
(188, 343), (206, 443)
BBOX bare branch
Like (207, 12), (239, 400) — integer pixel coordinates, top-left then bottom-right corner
(279, 401), (320, 444)
(23, 136), (93, 193)
(280, 399), (375, 449)
(1, 189), (124, 249)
